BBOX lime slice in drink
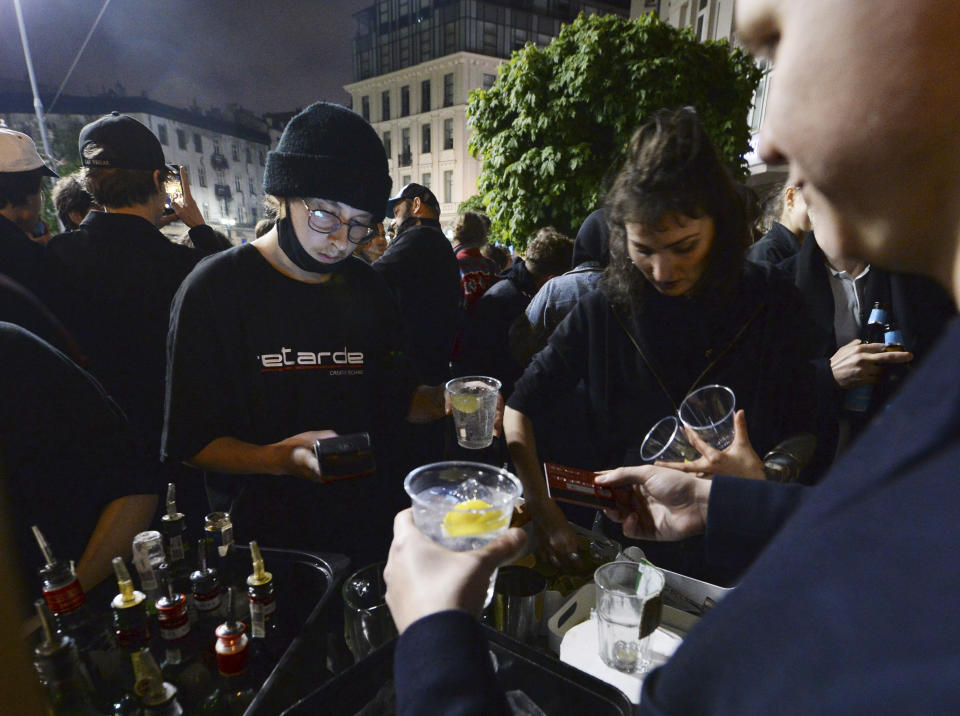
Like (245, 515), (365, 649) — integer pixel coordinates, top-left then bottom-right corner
(442, 499), (507, 537)
(450, 393), (482, 414)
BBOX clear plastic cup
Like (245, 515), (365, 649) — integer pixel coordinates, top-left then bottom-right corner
(446, 376), (501, 449)
(640, 416), (702, 463)
(594, 561), (665, 674)
(678, 384), (736, 451)
(404, 461), (522, 606)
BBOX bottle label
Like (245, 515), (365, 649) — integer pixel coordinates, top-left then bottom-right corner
(194, 587), (222, 613)
(844, 384), (873, 413)
(249, 595), (276, 638)
(135, 563), (159, 593)
(169, 535), (185, 562)
(884, 329), (905, 347)
(868, 308), (887, 325)
(158, 604), (190, 641)
(43, 579), (86, 615)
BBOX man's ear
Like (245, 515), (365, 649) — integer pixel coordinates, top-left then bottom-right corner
(153, 170), (164, 195)
(410, 196), (423, 215)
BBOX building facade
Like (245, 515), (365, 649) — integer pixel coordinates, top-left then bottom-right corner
(650, 0), (782, 192)
(348, 0), (631, 231)
(0, 92), (271, 243)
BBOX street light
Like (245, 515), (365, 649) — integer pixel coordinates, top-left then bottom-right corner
(12, 0), (53, 159)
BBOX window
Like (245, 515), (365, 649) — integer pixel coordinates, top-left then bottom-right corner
(400, 127), (411, 165)
(443, 73), (454, 107)
(248, 176), (255, 194)
(235, 175), (242, 192)
(193, 133), (203, 153)
(231, 144), (239, 161)
(202, 202), (210, 218)
(421, 79), (431, 112)
(422, 172), (431, 189)
(443, 170), (453, 204)
(382, 90), (391, 121)
(383, 131), (392, 158)
(443, 118), (454, 150)
(482, 73), (496, 90)
(245, 147), (251, 164)
(213, 138), (220, 152)
(197, 165), (207, 187)
(421, 123), (431, 154)
(158, 124), (168, 145)
(696, 0), (709, 40)
(258, 149), (265, 166)
(361, 95), (370, 121)
(402, 174), (411, 186)
(176, 129), (187, 150)
(401, 86), (410, 117)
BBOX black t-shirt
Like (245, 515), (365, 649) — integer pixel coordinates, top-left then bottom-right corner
(162, 245), (420, 562)
(0, 323), (152, 594)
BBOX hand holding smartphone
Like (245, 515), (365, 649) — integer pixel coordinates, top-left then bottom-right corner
(163, 164), (184, 215)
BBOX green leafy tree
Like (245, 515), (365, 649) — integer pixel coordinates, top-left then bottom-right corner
(467, 12), (762, 250)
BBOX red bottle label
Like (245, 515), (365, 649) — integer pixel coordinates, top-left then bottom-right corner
(216, 644), (249, 676)
(43, 579), (86, 615)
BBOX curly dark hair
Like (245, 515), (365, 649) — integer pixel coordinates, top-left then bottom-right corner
(602, 108), (749, 313)
(452, 211), (489, 249)
(52, 173), (97, 230)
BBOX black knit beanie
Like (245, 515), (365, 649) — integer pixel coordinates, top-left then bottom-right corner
(263, 102), (391, 218)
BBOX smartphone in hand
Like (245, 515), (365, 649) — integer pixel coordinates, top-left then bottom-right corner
(163, 164), (184, 215)
(314, 432), (376, 482)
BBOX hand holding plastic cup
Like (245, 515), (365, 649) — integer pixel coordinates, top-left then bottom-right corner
(640, 416), (701, 463)
(404, 461), (523, 606)
(446, 376), (501, 449)
(595, 560), (665, 674)
(678, 384), (736, 451)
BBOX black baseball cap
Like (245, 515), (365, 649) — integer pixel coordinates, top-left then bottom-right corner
(79, 111), (167, 171)
(385, 182), (441, 217)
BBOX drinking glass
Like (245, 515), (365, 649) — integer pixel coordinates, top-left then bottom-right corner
(640, 416), (701, 463)
(446, 376), (501, 449)
(594, 561), (665, 674)
(678, 384), (736, 450)
(404, 461), (523, 606)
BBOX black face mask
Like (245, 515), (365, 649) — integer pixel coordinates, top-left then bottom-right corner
(277, 204), (347, 274)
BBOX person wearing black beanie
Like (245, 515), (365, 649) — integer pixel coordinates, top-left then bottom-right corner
(162, 102), (449, 565)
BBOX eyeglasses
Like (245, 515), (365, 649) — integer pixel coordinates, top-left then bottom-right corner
(301, 200), (377, 244)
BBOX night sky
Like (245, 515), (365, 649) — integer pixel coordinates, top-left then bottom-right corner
(0, 0), (368, 115)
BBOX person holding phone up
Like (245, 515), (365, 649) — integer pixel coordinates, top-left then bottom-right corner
(162, 102), (452, 565)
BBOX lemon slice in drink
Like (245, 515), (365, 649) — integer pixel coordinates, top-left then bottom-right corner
(449, 393), (482, 414)
(442, 499), (507, 537)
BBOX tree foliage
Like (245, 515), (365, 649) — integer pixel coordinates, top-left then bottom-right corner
(466, 12), (762, 250)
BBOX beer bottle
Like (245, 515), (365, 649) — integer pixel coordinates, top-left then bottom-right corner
(881, 320), (910, 398)
(843, 301), (889, 413)
(31, 599), (100, 715)
(199, 588), (256, 714)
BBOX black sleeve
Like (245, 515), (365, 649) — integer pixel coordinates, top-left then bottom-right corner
(161, 266), (232, 463)
(394, 611), (510, 716)
(704, 475), (808, 573)
(187, 224), (232, 253)
(507, 294), (593, 418)
(366, 272), (422, 423)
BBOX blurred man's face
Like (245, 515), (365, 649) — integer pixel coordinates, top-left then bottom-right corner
(737, 0), (960, 285)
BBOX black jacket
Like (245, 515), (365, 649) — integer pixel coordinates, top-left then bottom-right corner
(44, 211), (227, 451)
(374, 220), (460, 384)
(458, 260), (539, 397)
(746, 221), (805, 265)
(778, 236), (955, 458)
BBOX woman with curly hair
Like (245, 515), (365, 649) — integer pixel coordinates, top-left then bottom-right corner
(504, 108), (819, 583)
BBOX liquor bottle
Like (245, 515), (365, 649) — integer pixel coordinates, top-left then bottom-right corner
(32, 525), (106, 650)
(110, 556), (151, 715)
(31, 599), (101, 715)
(155, 564), (213, 711)
(203, 512), (236, 590)
(160, 484), (192, 598)
(131, 648), (183, 716)
(199, 588), (256, 715)
(191, 539), (224, 624)
(131, 531), (165, 613)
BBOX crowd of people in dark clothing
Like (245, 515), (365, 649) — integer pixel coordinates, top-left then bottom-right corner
(3, 4), (960, 706)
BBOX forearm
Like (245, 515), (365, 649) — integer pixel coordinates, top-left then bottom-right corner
(503, 407), (550, 507)
(187, 436), (290, 475)
(76, 494), (158, 592)
(407, 385), (446, 423)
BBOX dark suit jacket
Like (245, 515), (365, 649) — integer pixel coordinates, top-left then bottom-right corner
(778, 236), (954, 467)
